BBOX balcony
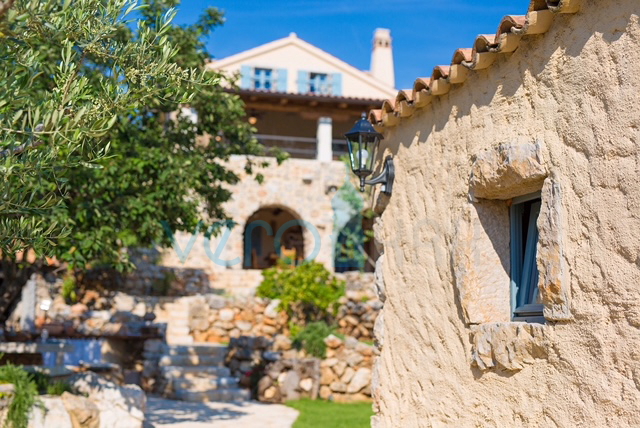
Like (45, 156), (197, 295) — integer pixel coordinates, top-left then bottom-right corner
(256, 134), (348, 160)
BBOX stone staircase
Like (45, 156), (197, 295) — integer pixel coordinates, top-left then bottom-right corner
(163, 299), (193, 345)
(159, 344), (250, 403)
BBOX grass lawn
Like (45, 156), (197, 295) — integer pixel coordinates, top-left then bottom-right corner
(286, 399), (374, 428)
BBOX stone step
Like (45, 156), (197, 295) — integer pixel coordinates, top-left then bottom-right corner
(166, 326), (190, 335)
(165, 337), (194, 346)
(161, 365), (231, 379)
(172, 376), (239, 391)
(159, 354), (225, 367)
(162, 344), (228, 357)
(174, 387), (250, 403)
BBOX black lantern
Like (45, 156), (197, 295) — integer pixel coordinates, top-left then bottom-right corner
(345, 113), (394, 195)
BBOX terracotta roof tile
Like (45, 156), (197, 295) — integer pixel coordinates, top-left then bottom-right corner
(369, 0), (581, 127)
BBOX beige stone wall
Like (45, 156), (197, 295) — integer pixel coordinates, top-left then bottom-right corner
(160, 156), (346, 293)
(372, 3), (640, 427)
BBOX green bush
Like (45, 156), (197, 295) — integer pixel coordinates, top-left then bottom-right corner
(61, 276), (78, 304)
(292, 321), (335, 358)
(0, 364), (39, 428)
(46, 381), (72, 396)
(257, 261), (345, 324)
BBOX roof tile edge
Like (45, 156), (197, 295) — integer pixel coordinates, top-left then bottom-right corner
(369, 0), (582, 128)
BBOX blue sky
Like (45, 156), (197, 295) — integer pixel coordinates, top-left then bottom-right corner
(174, 0), (531, 90)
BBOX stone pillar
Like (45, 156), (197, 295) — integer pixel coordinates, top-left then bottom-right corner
(316, 117), (333, 162)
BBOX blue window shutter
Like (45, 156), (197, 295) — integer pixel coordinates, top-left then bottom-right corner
(510, 203), (523, 313)
(297, 70), (309, 94)
(331, 73), (343, 96)
(240, 65), (253, 89)
(276, 69), (288, 92)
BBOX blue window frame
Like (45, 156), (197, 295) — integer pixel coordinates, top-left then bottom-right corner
(309, 72), (329, 94)
(510, 193), (544, 322)
(254, 68), (273, 90)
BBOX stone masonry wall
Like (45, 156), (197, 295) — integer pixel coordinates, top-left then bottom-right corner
(371, 3), (640, 427)
(157, 156), (347, 295)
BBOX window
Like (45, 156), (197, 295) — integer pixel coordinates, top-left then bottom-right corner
(297, 71), (342, 96)
(510, 193), (544, 322)
(309, 73), (329, 94)
(253, 68), (273, 90)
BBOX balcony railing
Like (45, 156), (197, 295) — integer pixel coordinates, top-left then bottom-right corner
(255, 134), (349, 160)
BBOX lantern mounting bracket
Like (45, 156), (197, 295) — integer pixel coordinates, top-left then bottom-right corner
(361, 156), (394, 195)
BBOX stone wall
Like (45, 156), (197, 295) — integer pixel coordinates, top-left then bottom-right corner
(370, 2), (640, 427)
(157, 156), (347, 295)
(246, 333), (376, 404)
(185, 290), (379, 344)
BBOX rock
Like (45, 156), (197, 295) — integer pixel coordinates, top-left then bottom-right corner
(190, 319), (209, 332)
(373, 312), (385, 349)
(344, 316), (359, 327)
(264, 386), (277, 399)
(347, 368), (371, 393)
(61, 392), (100, 428)
(81, 290), (100, 306)
(206, 295), (227, 309)
(346, 351), (364, 367)
(264, 299), (281, 318)
(258, 375), (273, 396)
(341, 367), (355, 384)
(321, 367), (337, 384)
(219, 308), (235, 322)
(329, 381), (347, 393)
(356, 342), (374, 356)
(273, 335), (292, 351)
(29, 396), (73, 428)
(262, 325), (277, 335)
(324, 334), (343, 349)
(235, 321), (252, 332)
(344, 336), (358, 349)
(68, 372), (146, 428)
(112, 293), (135, 312)
(319, 385), (332, 400)
(333, 361), (347, 377)
(70, 303), (89, 318)
(469, 141), (547, 200)
(299, 378), (313, 392)
(320, 358), (338, 368)
(282, 371), (301, 401)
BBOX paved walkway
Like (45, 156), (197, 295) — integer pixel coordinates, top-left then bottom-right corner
(144, 396), (299, 428)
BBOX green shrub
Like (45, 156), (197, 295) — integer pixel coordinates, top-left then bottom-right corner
(292, 321), (335, 358)
(46, 381), (72, 396)
(257, 261), (345, 324)
(61, 276), (78, 304)
(0, 364), (39, 428)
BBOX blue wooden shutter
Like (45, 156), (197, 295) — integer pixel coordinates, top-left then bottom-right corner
(240, 65), (253, 89)
(276, 69), (288, 92)
(297, 70), (309, 94)
(331, 73), (343, 96)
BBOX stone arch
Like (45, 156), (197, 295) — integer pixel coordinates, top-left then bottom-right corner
(243, 205), (305, 269)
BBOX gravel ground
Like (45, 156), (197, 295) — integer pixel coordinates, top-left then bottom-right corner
(144, 396), (299, 428)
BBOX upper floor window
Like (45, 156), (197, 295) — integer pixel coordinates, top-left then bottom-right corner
(253, 68), (272, 90)
(309, 73), (329, 94)
(510, 192), (544, 322)
(297, 71), (342, 96)
(240, 65), (288, 92)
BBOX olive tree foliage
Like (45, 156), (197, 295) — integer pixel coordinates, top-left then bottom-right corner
(0, 0), (211, 255)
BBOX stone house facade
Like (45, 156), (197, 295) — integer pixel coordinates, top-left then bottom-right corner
(365, 1), (640, 426)
(159, 30), (396, 292)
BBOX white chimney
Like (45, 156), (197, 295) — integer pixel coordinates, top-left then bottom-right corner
(370, 28), (395, 89)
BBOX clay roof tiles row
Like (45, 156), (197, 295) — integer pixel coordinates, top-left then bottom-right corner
(368, 0), (582, 129)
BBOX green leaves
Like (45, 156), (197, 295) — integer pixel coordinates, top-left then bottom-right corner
(0, 0), (220, 256)
(257, 262), (345, 324)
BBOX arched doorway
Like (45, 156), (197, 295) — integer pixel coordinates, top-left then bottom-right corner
(243, 206), (304, 269)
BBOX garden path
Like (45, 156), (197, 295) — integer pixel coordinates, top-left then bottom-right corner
(144, 396), (299, 428)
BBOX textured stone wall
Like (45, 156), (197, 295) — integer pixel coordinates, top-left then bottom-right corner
(158, 156), (346, 294)
(372, 3), (640, 427)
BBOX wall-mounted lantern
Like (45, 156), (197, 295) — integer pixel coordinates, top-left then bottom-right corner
(345, 114), (394, 195)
